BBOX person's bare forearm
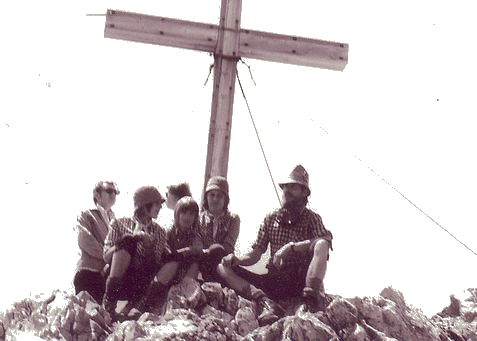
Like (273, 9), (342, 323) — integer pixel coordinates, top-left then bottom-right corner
(236, 248), (262, 266)
(289, 240), (312, 252)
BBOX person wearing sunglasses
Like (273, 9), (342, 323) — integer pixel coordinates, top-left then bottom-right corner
(74, 181), (120, 303)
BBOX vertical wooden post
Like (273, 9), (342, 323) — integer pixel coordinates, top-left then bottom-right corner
(103, 2), (348, 205)
(202, 0), (242, 200)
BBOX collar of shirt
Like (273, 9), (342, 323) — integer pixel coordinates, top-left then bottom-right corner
(204, 210), (229, 238)
(282, 205), (309, 224)
(132, 216), (154, 235)
(96, 204), (114, 224)
(169, 224), (194, 241)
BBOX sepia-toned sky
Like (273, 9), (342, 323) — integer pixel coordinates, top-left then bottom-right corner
(1, 0), (476, 316)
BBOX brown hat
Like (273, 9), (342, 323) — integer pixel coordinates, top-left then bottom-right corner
(279, 165), (310, 195)
(133, 186), (165, 211)
(205, 176), (229, 198)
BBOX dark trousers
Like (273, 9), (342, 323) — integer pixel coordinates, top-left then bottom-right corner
(113, 234), (157, 302)
(199, 244), (228, 283)
(74, 270), (106, 304)
(233, 264), (309, 301)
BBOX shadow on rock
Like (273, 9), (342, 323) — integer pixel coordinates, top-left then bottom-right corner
(2, 281), (477, 341)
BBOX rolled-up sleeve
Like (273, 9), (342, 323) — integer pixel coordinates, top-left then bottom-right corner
(251, 215), (271, 255)
(311, 213), (333, 251)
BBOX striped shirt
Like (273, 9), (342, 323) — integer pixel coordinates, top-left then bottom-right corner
(252, 207), (333, 270)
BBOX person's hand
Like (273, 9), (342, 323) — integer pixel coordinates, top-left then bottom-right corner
(272, 242), (293, 269)
(221, 253), (238, 268)
(132, 231), (146, 240)
(177, 247), (192, 257)
(189, 244), (202, 255)
(190, 240), (203, 255)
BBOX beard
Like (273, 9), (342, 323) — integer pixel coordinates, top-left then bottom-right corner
(282, 192), (307, 207)
(281, 195), (307, 223)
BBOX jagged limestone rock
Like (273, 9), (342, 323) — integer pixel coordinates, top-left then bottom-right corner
(283, 313), (340, 341)
(165, 277), (206, 311)
(339, 322), (371, 341)
(235, 306), (259, 336)
(201, 282), (225, 309)
(107, 320), (146, 341)
(201, 304), (234, 323)
(3, 283), (477, 341)
(223, 287), (240, 316)
(433, 292), (477, 341)
(0, 290), (111, 341)
(347, 287), (445, 341)
(326, 298), (359, 330)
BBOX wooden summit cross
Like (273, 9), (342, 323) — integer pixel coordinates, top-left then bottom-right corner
(104, 0), (348, 195)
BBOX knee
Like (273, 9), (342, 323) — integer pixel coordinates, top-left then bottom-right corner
(208, 244), (226, 262)
(116, 234), (138, 256)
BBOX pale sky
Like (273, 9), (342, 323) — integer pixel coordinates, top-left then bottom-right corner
(1, 0), (476, 316)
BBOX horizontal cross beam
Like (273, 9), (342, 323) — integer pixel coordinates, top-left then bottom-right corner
(105, 9), (348, 71)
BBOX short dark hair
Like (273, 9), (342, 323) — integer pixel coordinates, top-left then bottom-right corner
(167, 182), (192, 200)
(93, 181), (119, 204)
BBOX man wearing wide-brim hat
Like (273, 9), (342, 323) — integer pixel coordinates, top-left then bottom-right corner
(218, 164), (333, 325)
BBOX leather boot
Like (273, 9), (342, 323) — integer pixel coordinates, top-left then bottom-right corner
(299, 287), (327, 313)
(139, 282), (169, 315)
(255, 295), (285, 326)
(102, 276), (122, 317)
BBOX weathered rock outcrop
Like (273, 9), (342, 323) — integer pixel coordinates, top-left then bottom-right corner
(0, 290), (112, 341)
(2, 278), (477, 341)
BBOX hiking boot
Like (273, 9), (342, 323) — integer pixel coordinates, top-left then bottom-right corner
(143, 282), (168, 313)
(256, 296), (285, 326)
(297, 287), (327, 314)
(118, 281), (167, 318)
(102, 277), (122, 317)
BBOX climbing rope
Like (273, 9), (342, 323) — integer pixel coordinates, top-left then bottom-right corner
(235, 59), (476, 256)
(319, 126), (477, 256)
(236, 61), (282, 206)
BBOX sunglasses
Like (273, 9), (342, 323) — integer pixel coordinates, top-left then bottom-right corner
(104, 188), (119, 195)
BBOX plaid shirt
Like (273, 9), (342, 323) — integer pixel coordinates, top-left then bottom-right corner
(167, 224), (202, 252)
(199, 210), (240, 255)
(252, 207), (333, 270)
(104, 216), (167, 267)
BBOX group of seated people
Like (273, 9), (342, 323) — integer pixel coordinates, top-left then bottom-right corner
(73, 165), (333, 325)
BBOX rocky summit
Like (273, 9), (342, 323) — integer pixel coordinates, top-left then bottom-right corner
(1, 278), (477, 341)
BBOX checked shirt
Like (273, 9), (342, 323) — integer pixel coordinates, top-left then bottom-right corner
(167, 224), (202, 252)
(252, 206), (333, 271)
(104, 216), (168, 269)
(199, 210), (240, 255)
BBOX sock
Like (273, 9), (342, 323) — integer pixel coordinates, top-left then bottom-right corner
(305, 277), (324, 294)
